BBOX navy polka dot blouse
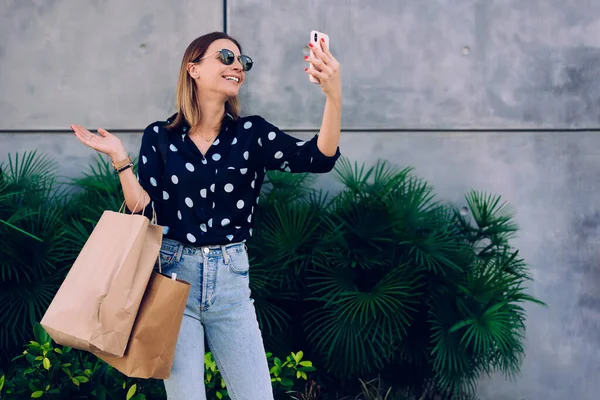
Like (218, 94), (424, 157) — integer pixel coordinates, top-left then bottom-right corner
(132, 113), (341, 246)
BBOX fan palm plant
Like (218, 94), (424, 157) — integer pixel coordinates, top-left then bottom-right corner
(0, 151), (74, 370)
(247, 157), (544, 398)
(63, 155), (124, 250)
(0, 149), (542, 398)
(246, 170), (323, 353)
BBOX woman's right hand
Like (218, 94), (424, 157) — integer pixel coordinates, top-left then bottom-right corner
(71, 125), (127, 161)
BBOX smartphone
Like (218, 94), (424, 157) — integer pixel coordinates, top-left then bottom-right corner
(308, 30), (330, 84)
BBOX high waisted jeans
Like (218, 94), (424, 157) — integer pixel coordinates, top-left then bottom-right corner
(158, 238), (273, 400)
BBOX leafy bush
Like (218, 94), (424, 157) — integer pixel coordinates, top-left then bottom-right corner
(248, 158), (545, 398)
(0, 152), (74, 368)
(204, 351), (316, 399)
(0, 324), (315, 400)
(0, 323), (163, 399)
(1, 150), (544, 398)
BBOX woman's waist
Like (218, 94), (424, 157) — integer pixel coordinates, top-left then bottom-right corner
(160, 236), (247, 257)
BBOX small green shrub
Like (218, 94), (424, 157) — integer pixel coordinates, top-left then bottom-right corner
(0, 324), (316, 400)
(0, 323), (161, 400)
(204, 350), (316, 400)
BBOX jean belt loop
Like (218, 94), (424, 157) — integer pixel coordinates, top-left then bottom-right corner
(221, 245), (231, 265)
(174, 242), (184, 263)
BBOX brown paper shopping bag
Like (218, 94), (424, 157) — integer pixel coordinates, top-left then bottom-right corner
(41, 200), (163, 357)
(97, 272), (190, 379)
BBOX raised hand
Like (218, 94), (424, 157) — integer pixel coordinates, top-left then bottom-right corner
(304, 38), (342, 101)
(71, 125), (127, 161)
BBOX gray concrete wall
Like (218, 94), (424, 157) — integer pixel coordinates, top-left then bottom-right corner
(2, 1), (600, 399)
(231, 0), (600, 129)
(0, 0), (222, 130)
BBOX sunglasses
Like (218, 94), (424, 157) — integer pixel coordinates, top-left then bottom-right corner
(192, 49), (253, 72)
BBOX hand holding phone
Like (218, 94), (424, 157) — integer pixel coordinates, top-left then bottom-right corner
(308, 30), (330, 84)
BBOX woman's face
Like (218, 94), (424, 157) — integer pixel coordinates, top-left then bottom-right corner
(188, 39), (245, 100)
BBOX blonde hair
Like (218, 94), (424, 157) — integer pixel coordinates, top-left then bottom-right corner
(166, 32), (243, 131)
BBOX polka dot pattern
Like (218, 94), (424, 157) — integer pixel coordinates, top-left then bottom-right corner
(137, 115), (339, 246)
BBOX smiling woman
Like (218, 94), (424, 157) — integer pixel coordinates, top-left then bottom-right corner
(70, 30), (342, 400)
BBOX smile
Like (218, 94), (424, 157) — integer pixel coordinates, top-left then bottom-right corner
(223, 76), (240, 83)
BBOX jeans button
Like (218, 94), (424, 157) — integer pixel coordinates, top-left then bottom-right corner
(203, 247), (209, 254)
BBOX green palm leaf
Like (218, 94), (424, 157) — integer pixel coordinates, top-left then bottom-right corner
(462, 191), (518, 248)
(306, 263), (421, 377)
(0, 152), (75, 366)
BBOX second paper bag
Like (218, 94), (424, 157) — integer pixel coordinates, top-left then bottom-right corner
(97, 272), (190, 379)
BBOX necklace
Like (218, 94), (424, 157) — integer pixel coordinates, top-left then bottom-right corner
(201, 134), (217, 143)
(190, 129), (218, 143)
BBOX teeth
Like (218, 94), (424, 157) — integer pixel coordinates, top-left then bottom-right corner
(224, 76), (239, 83)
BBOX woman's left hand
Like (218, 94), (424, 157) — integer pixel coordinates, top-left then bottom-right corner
(305, 39), (341, 100)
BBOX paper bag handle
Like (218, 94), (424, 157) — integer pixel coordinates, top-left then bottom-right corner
(119, 190), (162, 273)
(118, 189), (158, 224)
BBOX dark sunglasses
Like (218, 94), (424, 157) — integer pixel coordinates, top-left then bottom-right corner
(192, 49), (253, 72)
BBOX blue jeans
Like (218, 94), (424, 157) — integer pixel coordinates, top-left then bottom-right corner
(158, 238), (273, 400)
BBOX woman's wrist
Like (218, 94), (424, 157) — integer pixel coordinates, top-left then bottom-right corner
(110, 149), (129, 163)
(325, 93), (342, 108)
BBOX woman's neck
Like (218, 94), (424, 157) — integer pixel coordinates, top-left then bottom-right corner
(195, 100), (225, 135)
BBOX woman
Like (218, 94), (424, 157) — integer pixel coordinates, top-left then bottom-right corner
(72, 31), (341, 399)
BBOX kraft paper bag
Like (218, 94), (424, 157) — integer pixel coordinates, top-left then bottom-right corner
(41, 209), (163, 357)
(96, 272), (191, 379)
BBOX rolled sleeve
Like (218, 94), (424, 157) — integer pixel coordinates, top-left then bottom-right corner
(253, 116), (341, 173)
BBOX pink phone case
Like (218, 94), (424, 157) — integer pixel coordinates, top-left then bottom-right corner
(309, 30), (330, 84)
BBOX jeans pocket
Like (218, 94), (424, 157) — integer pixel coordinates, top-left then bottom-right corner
(158, 247), (179, 270)
(228, 246), (250, 276)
